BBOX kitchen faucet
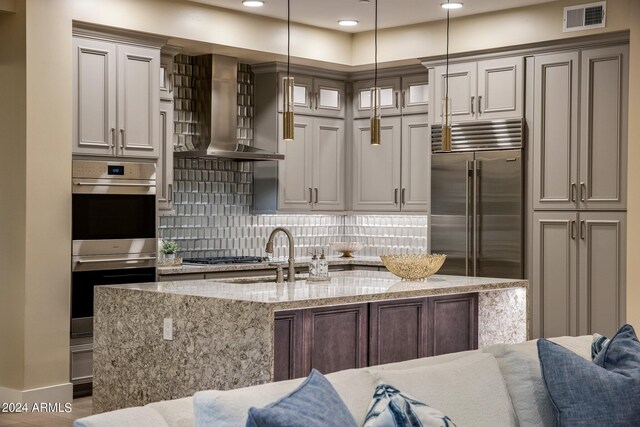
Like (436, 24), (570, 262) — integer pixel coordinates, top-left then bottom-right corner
(265, 227), (296, 283)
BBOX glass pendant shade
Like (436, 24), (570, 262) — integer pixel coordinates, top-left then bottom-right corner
(283, 76), (294, 142)
(370, 87), (381, 145)
(441, 96), (453, 152)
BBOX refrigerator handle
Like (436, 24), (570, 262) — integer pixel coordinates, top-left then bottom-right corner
(473, 159), (479, 277)
(465, 160), (470, 276)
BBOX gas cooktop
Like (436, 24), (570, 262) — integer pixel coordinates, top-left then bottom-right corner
(182, 256), (267, 265)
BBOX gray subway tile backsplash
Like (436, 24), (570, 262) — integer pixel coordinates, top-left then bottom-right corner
(159, 58), (428, 259)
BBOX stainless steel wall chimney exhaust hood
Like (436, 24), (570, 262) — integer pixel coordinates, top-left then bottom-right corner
(174, 55), (284, 161)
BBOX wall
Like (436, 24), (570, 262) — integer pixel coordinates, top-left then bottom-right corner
(626, 0), (640, 328)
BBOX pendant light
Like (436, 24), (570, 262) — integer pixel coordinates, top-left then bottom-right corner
(282, 0), (294, 142)
(370, 0), (381, 145)
(441, 1), (453, 152)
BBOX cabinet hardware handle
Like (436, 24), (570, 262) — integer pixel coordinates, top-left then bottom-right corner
(478, 95), (482, 114)
(471, 96), (475, 115)
(74, 182), (155, 188)
(580, 220), (586, 240)
(308, 188), (313, 204)
(402, 90), (407, 108)
(120, 129), (125, 149)
(395, 91), (399, 109)
(571, 220), (576, 240)
(110, 128), (116, 148)
(77, 256), (156, 264)
(394, 188), (399, 205)
(571, 183), (577, 202)
(168, 183), (173, 203)
(315, 92), (319, 110)
(314, 188), (319, 204)
(401, 188), (406, 205)
(580, 182), (586, 203)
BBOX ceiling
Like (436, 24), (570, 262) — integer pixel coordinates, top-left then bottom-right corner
(188, 0), (557, 33)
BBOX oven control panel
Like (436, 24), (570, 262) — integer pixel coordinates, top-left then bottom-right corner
(72, 160), (156, 180)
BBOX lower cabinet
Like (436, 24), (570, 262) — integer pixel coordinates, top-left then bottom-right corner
(274, 294), (478, 381)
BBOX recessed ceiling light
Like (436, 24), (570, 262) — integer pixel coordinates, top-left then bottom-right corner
(338, 20), (359, 27)
(242, 0), (264, 7)
(441, 2), (463, 9)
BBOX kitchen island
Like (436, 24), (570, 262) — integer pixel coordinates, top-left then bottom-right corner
(93, 271), (527, 413)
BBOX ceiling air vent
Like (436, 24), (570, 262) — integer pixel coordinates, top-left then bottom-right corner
(563, 1), (606, 32)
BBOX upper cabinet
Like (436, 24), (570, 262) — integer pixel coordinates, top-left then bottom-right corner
(278, 74), (345, 118)
(532, 45), (628, 211)
(73, 36), (160, 158)
(352, 74), (428, 118)
(432, 56), (523, 123)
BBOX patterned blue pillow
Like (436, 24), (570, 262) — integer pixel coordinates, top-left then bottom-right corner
(538, 324), (640, 426)
(363, 384), (456, 427)
(246, 369), (358, 427)
(591, 333), (611, 360)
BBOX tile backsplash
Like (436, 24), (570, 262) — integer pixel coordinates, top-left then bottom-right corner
(158, 57), (428, 259)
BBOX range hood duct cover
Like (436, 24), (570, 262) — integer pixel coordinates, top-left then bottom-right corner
(174, 54), (284, 161)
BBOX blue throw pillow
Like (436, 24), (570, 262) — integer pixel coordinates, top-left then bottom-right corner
(363, 384), (456, 427)
(246, 369), (358, 427)
(538, 324), (640, 426)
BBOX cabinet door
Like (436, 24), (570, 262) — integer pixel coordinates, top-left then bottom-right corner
(352, 117), (402, 211)
(278, 114), (313, 211)
(312, 118), (345, 211)
(117, 44), (160, 158)
(158, 100), (174, 213)
(477, 56), (523, 120)
(532, 52), (579, 210)
(433, 63), (477, 123)
(278, 74), (314, 115)
(401, 74), (429, 115)
(352, 77), (401, 118)
(313, 78), (346, 118)
(400, 115), (430, 212)
(274, 310), (304, 381)
(532, 212), (579, 339)
(578, 212), (626, 337)
(369, 298), (428, 366)
(579, 46), (628, 210)
(428, 293), (478, 356)
(302, 304), (368, 376)
(72, 37), (117, 156)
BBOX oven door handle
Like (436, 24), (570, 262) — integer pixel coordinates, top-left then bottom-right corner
(73, 182), (156, 188)
(76, 256), (157, 264)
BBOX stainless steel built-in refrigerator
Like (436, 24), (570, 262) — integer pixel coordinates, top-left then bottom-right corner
(430, 119), (524, 279)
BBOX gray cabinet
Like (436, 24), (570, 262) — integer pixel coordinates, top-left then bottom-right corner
(278, 115), (345, 211)
(578, 46), (628, 210)
(278, 74), (345, 118)
(532, 211), (626, 338)
(433, 57), (523, 123)
(352, 117), (402, 211)
(158, 99), (174, 213)
(352, 115), (429, 213)
(73, 36), (160, 158)
(401, 74), (430, 115)
(352, 77), (402, 119)
(533, 46), (628, 210)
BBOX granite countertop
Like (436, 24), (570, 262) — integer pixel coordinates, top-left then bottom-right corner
(106, 270), (527, 309)
(158, 255), (384, 275)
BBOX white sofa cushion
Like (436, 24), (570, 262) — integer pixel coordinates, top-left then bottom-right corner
(146, 397), (194, 427)
(369, 352), (518, 427)
(483, 335), (592, 427)
(194, 368), (378, 427)
(72, 406), (170, 427)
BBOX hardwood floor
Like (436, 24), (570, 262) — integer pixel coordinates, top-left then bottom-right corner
(0, 397), (92, 427)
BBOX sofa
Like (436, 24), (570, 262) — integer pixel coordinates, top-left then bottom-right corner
(74, 335), (592, 427)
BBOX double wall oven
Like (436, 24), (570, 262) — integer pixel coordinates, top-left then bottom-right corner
(71, 160), (157, 394)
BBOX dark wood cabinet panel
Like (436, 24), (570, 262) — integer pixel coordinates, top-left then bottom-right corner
(273, 310), (303, 381)
(369, 298), (428, 366)
(302, 304), (368, 376)
(428, 293), (478, 356)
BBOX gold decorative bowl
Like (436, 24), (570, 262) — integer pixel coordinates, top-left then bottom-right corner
(330, 242), (364, 258)
(380, 254), (446, 281)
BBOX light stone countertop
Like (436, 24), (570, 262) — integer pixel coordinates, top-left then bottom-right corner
(157, 255), (384, 275)
(106, 270), (527, 309)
